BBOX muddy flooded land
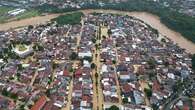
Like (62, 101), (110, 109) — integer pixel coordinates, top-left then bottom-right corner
(0, 9), (195, 53)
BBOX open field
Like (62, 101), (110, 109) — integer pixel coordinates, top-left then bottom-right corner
(0, 6), (40, 23)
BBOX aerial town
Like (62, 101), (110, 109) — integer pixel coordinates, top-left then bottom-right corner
(0, 12), (195, 110)
(1, 0), (195, 17)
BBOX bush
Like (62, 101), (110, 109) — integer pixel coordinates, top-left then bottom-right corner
(144, 88), (152, 98)
(108, 105), (119, 110)
(69, 52), (78, 60)
(122, 97), (129, 104)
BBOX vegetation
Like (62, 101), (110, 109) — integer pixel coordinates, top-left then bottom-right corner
(36, 4), (76, 13)
(0, 6), (14, 23)
(37, 0), (195, 43)
(33, 43), (44, 51)
(2, 89), (18, 100)
(0, 7), (40, 23)
(112, 60), (116, 65)
(91, 63), (96, 69)
(107, 29), (112, 35)
(69, 67), (74, 73)
(17, 44), (27, 51)
(51, 12), (83, 25)
(0, 6), (14, 15)
(172, 80), (183, 92)
(122, 97), (129, 104)
(17, 64), (23, 71)
(0, 47), (20, 62)
(83, 56), (93, 62)
(92, 38), (97, 44)
(106, 105), (119, 110)
(147, 58), (156, 69)
(144, 88), (152, 98)
(69, 52), (78, 60)
(15, 10), (40, 21)
(192, 54), (195, 71)
(152, 104), (159, 110)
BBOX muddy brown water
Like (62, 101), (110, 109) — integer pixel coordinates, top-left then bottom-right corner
(0, 9), (194, 53)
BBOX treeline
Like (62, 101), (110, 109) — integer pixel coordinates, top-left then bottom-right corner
(51, 12), (83, 25)
(36, 0), (195, 43)
(36, 4), (77, 13)
(192, 54), (195, 71)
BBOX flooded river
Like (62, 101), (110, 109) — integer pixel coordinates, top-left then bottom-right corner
(0, 9), (195, 53)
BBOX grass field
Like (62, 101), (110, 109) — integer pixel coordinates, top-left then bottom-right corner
(0, 7), (40, 23)
(0, 6), (14, 15)
(15, 10), (40, 21)
(0, 6), (14, 23)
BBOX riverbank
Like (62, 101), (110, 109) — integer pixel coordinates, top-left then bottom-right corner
(0, 9), (195, 54)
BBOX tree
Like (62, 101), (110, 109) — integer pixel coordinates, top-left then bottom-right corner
(46, 89), (51, 97)
(2, 89), (9, 96)
(122, 97), (129, 104)
(147, 58), (156, 69)
(92, 38), (96, 44)
(172, 80), (183, 92)
(108, 105), (119, 110)
(144, 88), (152, 98)
(69, 52), (78, 60)
(102, 35), (106, 39)
(16, 72), (21, 81)
(95, 44), (99, 50)
(10, 93), (18, 100)
(112, 60), (116, 65)
(91, 63), (96, 69)
(69, 67), (74, 73)
(152, 104), (159, 110)
(107, 29), (112, 35)
(51, 12), (83, 25)
(17, 64), (23, 71)
(52, 62), (58, 69)
(148, 71), (156, 80)
(83, 56), (92, 62)
(33, 43), (44, 51)
(95, 72), (98, 78)
(161, 38), (166, 43)
(28, 25), (34, 30)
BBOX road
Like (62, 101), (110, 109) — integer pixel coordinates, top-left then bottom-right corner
(162, 79), (194, 110)
(96, 24), (104, 110)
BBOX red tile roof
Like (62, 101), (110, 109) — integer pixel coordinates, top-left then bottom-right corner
(183, 104), (190, 110)
(153, 80), (161, 91)
(63, 70), (69, 76)
(31, 96), (47, 110)
(122, 83), (133, 93)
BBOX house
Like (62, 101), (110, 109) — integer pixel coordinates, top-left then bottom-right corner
(31, 95), (47, 110)
(133, 91), (144, 105)
(78, 51), (92, 58)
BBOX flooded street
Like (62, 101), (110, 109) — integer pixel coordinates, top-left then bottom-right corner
(0, 9), (195, 53)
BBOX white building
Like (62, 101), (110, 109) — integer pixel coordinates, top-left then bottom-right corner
(13, 45), (33, 58)
(78, 51), (92, 58)
(8, 8), (26, 16)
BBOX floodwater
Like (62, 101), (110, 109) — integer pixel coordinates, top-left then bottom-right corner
(0, 9), (195, 53)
